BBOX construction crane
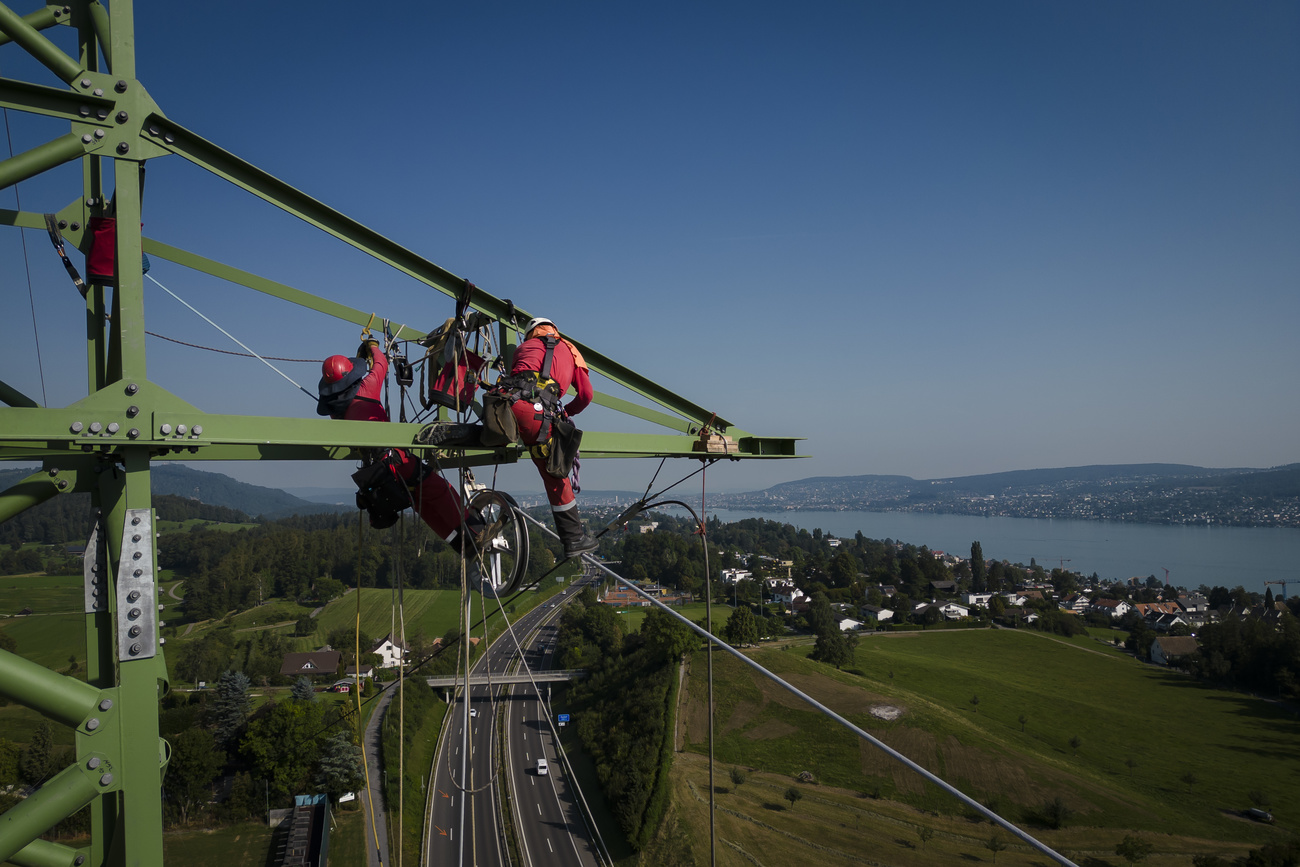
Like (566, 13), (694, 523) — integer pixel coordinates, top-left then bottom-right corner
(1264, 580), (1292, 600)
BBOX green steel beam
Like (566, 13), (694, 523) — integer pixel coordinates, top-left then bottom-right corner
(0, 470), (62, 523)
(590, 391), (695, 434)
(142, 238), (427, 341)
(0, 379), (39, 409)
(0, 4), (58, 46)
(87, 0), (111, 70)
(0, 761), (104, 865)
(0, 404), (800, 461)
(0, 76), (112, 122)
(0, 647), (104, 728)
(0, 132), (91, 191)
(0, 2), (81, 83)
(9, 837), (86, 867)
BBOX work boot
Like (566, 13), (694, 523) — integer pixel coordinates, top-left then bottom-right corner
(415, 422), (482, 447)
(553, 506), (598, 559)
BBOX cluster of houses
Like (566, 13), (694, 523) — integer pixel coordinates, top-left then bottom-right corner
(277, 633), (408, 687)
(600, 583), (693, 608)
(715, 544), (1293, 668)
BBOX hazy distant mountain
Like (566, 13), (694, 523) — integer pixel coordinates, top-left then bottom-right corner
(716, 464), (1300, 527)
(151, 465), (342, 518)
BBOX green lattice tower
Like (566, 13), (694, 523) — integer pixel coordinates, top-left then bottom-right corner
(0, 3), (800, 865)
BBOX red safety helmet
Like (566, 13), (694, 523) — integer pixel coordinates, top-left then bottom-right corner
(322, 354), (354, 384)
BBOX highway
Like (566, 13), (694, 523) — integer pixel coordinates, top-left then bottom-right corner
(425, 572), (603, 866)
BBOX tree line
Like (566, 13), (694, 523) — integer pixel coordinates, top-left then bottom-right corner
(556, 586), (695, 849)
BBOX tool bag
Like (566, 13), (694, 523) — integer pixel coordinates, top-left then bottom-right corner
(351, 453), (410, 530)
(85, 217), (151, 286)
(541, 417), (582, 479)
(479, 392), (519, 447)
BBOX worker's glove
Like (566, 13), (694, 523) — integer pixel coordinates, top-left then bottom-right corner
(356, 338), (380, 359)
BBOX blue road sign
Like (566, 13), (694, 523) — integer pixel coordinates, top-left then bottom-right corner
(557, 713), (571, 723)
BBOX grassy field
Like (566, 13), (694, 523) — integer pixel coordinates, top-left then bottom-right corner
(309, 587), (468, 646)
(0, 573), (83, 616)
(671, 628), (1297, 863)
(616, 601), (733, 635)
(161, 821), (274, 866)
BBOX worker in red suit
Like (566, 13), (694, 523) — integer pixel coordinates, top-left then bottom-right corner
(318, 338), (476, 553)
(506, 317), (598, 558)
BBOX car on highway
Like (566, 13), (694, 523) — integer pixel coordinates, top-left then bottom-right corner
(536, 758), (548, 776)
(469, 707), (478, 718)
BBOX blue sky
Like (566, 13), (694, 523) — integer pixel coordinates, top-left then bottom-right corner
(3, 2), (1297, 495)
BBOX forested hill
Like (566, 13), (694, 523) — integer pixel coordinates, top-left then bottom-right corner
(716, 463), (1300, 527)
(0, 464), (335, 544)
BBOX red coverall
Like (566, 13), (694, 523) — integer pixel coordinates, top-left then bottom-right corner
(339, 347), (467, 540)
(509, 333), (592, 509)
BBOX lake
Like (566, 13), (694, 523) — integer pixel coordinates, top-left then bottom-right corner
(687, 508), (1299, 595)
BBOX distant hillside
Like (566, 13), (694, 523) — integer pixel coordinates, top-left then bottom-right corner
(716, 463), (1300, 528)
(0, 464), (337, 523)
(150, 465), (338, 518)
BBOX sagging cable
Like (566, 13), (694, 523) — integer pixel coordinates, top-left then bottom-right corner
(146, 272), (317, 401)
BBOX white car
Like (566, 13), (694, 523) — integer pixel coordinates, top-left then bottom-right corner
(469, 707), (478, 718)
(536, 758), (548, 776)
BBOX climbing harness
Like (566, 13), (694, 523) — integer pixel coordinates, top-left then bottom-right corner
(487, 335), (582, 477)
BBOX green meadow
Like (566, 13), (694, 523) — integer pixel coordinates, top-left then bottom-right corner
(677, 627), (1296, 860)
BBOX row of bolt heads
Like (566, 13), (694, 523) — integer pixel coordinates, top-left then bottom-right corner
(68, 421), (203, 440)
(87, 517), (164, 653)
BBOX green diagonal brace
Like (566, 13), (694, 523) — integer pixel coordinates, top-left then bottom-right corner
(0, 4), (57, 47)
(0, 132), (90, 191)
(0, 3), (81, 82)
(9, 837), (84, 867)
(0, 762), (103, 865)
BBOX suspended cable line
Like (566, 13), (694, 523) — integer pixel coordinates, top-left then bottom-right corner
(3, 96), (48, 408)
(145, 272), (317, 400)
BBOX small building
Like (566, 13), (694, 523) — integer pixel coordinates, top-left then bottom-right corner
(929, 580), (959, 595)
(371, 634), (406, 669)
(1089, 598), (1132, 619)
(1151, 636), (1199, 666)
(280, 651), (341, 678)
(345, 664), (375, 680)
(836, 617), (863, 632)
(858, 604), (894, 624)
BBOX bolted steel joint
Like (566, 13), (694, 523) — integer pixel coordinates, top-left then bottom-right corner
(116, 111), (129, 123)
(99, 773), (113, 787)
(86, 757), (100, 770)
(115, 80), (128, 93)
(117, 142), (130, 155)
(85, 718), (99, 731)
(99, 698), (113, 711)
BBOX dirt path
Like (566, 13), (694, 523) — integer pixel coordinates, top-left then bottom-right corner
(168, 581), (184, 600)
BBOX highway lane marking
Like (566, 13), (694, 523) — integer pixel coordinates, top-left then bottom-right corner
(547, 839), (553, 853)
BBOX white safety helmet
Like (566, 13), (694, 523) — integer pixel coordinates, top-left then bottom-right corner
(524, 317), (554, 338)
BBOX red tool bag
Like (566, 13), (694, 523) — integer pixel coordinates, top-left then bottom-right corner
(85, 217), (150, 286)
(427, 350), (484, 412)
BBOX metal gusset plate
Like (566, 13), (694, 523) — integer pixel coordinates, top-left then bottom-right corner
(83, 513), (108, 614)
(115, 509), (157, 661)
